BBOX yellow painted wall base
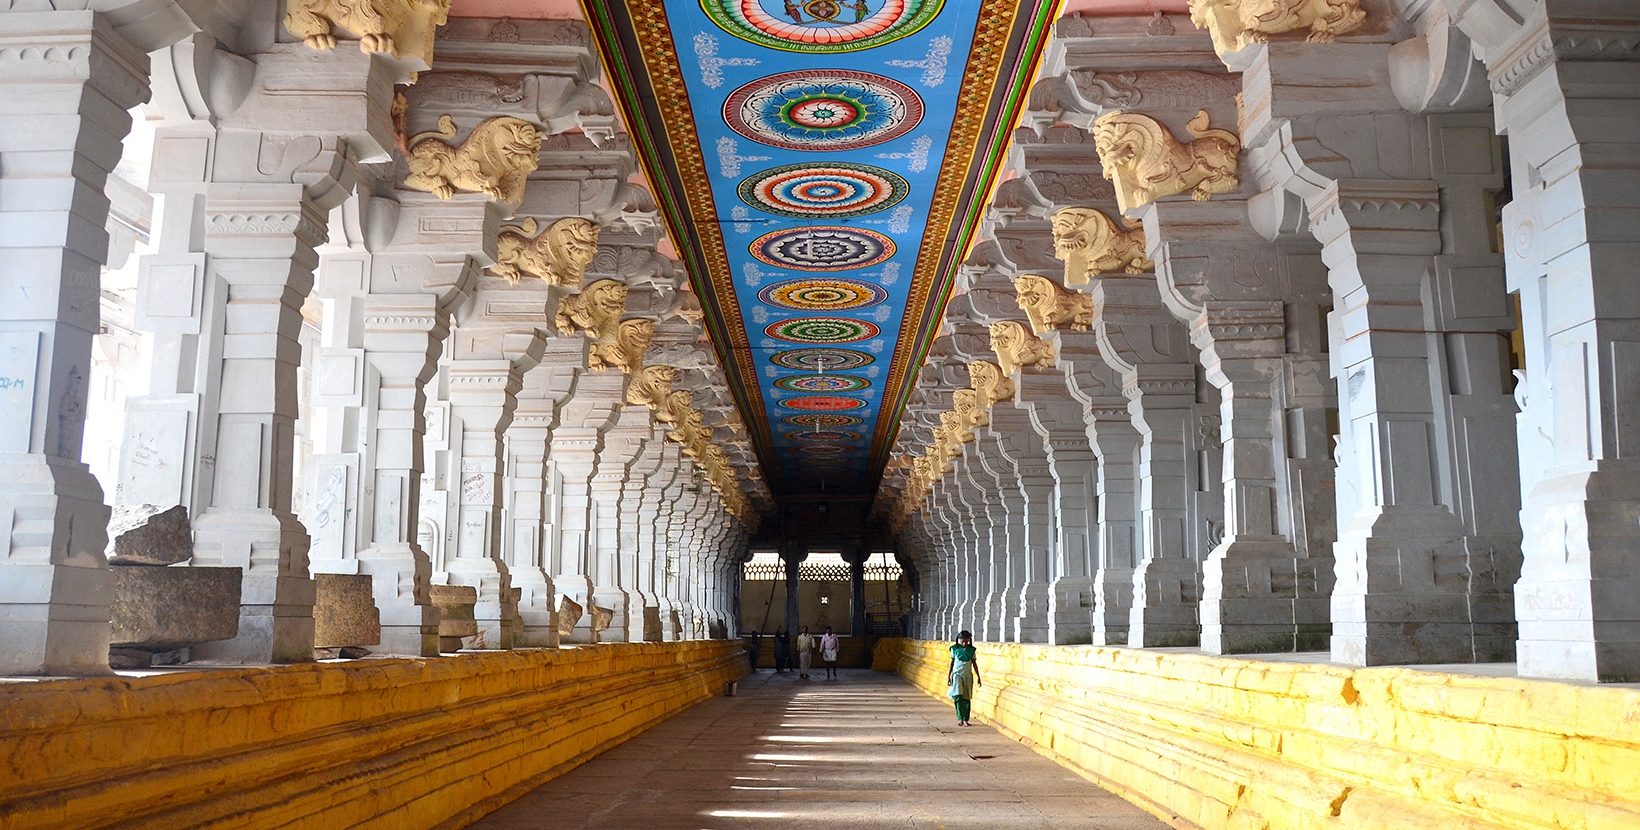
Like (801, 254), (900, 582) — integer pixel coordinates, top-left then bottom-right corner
(0, 641), (743, 830)
(888, 639), (1640, 830)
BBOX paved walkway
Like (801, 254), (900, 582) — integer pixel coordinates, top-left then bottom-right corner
(468, 668), (1167, 830)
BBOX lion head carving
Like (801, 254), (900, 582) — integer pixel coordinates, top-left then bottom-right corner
(967, 360), (1015, 408)
(404, 115), (542, 209)
(1093, 110), (1240, 214)
(989, 320), (1058, 376)
(1050, 207), (1153, 284)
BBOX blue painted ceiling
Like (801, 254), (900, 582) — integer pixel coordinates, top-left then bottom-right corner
(585, 0), (1054, 505)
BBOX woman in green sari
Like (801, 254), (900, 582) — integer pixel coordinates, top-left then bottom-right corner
(946, 630), (982, 726)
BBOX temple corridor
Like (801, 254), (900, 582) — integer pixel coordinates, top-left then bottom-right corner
(469, 669), (1166, 830)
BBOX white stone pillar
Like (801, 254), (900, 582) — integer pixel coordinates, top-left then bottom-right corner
(1019, 381), (1099, 644)
(0, 10), (149, 675)
(1452, 1), (1640, 680)
(590, 403), (647, 642)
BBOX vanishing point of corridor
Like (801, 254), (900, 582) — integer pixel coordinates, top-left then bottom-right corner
(468, 670), (1166, 830)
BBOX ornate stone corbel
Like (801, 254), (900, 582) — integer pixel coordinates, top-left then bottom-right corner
(493, 217), (600, 286)
(1014, 274), (1095, 333)
(403, 115), (542, 208)
(591, 318), (655, 374)
(656, 389), (693, 427)
(967, 360), (1015, 407)
(626, 364), (676, 408)
(1093, 110), (1241, 213)
(285, 0), (451, 62)
(989, 320), (1058, 375)
(1188, 0), (1366, 59)
(951, 389), (989, 432)
(1050, 207), (1153, 284)
(555, 278), (627, 339)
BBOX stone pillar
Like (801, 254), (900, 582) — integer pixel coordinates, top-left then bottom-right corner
(306, 193), (494, 656)
(1081, 272), (1214, 648)
(0, 10), (149, 675)
(445, 353), (533, 650)
(621, 428), (665, 641)
(1238, 39), (1524, 666)
(1449, 0), (1640, 680)
(781, 542), (802, 637)
(1019, 380), (1099, 644)
(550, 374), (620, 642)
(848, 549), (867, 638)
(1147, 197), (1337, 654)
(590, 403), (647, 643)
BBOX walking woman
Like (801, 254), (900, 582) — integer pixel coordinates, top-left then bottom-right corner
(947, 630), (982, 726)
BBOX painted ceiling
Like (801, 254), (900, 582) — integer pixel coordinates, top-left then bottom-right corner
(585, 0), (1057, 502)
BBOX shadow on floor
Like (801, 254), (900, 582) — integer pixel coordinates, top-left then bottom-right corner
(466, 668), (1167, 830)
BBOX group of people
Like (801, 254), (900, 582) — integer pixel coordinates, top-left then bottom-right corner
(744, 626), (842, 679)
(742, 626), (984, 728)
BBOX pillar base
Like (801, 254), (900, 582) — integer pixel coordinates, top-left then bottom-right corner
(0, 455), (114, 676)
(443, 558), (517, 650)
(1201, 537), (1329, 655)
(191, 510), (316, 663)
(592, 585), (629, 644)
(1129, 557), (1201, 648)
(1516, 464), (1640, 682)
(1330, 507), (1478, 666)
(351, 544), (441, 657)
(1012, 582), (1051, 644)
(1048, 578), (1092, 645)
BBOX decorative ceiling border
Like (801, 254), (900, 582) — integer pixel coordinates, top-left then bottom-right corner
(581, 0), (777, 482)
(583, 0), (1060, 499)
(865, 0), (1062, 488)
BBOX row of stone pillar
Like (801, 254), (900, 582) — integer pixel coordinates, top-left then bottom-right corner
(884, 0), (1640, 683)
(0, 4), (764, 675)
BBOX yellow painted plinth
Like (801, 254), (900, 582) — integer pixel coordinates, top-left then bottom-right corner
(0, 641), (743, 830)
(888, 639), (1640, 830)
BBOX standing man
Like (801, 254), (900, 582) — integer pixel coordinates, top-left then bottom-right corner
(745, 630), (762, 673)
(773, 628), (792, 673)
(820, 626), (841, 679)
(795, 626), (815, 679)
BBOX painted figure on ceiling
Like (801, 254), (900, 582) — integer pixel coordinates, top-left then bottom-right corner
(853, 0), (869, 22)
(785, 0), (803, 23)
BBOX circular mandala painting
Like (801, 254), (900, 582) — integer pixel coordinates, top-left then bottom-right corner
(782, 413), (864, 427)
(740, 163), (908, 219)
(760, 278), (886, 311)
(770, 348), (874, 371)
(794, 444), (850, 456)
(766, 317), (881, 343)
(751, 227), (894, 271)
(786, 429), (863, 442)
(774, 374), (871, 392)
(782, 396), (868, 411)
(702, 0), (945, 53)
(725, 71), (922, 151)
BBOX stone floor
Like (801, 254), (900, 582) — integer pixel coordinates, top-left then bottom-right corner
(467, 667), (1168, 830)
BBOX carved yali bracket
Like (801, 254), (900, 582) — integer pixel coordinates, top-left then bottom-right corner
(591, 318), (654, 374)
(1093, 110), (1241, 213)
(626, 364), (676, 408)
(285, 0), (451, 63)
(1051, 207), (1153, 284)
(403, 115), (542, 209)
(967, 360), (1015, 407)
(1188, 0), (1366, 59)
(556, 278), (627, 339)
(989, 320), (1058, 376)
(1015, 274), (1094, 334)
(493, 217), (600, 286)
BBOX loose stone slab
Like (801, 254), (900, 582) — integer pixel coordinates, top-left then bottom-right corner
(106, 504), (193, 566)
(558, 596), (584, 635)
(591, 605), (614, 633)
(313, 573), (381, 649)
(110, 566), (241, 653)
(431, 584), (478, 651)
